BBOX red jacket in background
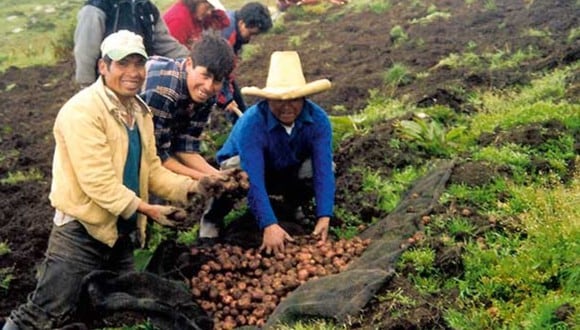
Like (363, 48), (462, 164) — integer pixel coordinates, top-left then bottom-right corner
(163, 1), (230, 48)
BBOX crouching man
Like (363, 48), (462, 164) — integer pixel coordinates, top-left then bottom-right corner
(201, 51), (336, 255)
(3, 30), (232, 330)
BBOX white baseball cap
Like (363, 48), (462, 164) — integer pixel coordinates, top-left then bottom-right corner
(100, 30), (148, 61)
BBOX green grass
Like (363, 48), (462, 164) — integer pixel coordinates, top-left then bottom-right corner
(0, 267), (14, 291)
(377, 287), (417, 307)
(446, 180), (580, 328)
(239, 43), (262, 62)
(348, 90), (410, 130)
(0, 242), (13, 291)
(0, 168), (44, 185)
(99, 321), (157, 330)
(397, 247), (436, 275)
(383, 63), (413, 87)
(389, 25), (408, 45)
(462, 64), (578, 146)
(394, 116), (463, 157)
(360, 165), (427, 213)
(567, 27), (580, 43)
(0, 0), (263, 72)
(349, 0), (391, 14)
(2, 1), (579, 329)
(410, 10), (451, 25)
(274, 320), (347, 330)
(0, 0), (83, 71)
(0, 241), (11, 256)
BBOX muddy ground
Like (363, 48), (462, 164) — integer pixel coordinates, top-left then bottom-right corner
(0, 0), (578, 328)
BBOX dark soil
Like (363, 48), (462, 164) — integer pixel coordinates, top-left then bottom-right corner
(1, 0), (578, 328)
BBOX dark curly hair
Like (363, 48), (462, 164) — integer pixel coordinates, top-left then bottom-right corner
(189, 31), (235, 82)
(237, 2), (273, 33)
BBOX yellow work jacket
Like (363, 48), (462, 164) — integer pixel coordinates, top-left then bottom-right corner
(50, 77), (194, 247)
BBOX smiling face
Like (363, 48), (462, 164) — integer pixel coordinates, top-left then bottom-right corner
(267, 98), (305, 125)
(99, 54), (146, 103)
(185, 57), (223, 103)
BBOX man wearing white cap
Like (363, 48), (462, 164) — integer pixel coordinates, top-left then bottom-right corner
(2, 30), (232, 330)
(203, 51), (335, 254)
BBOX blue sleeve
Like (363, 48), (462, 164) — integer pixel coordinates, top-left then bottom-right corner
(311, 107), (335, 218)
(236, 108), (279, 229)
(240, 138), (278, 229)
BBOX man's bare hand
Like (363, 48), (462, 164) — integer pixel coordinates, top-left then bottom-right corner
(218, 168), (241, 191)
(193, 173), (229, 198)
(225, 101), (243, 117)
(222, 168), (249, 190)
(189, 169), (249, 199)
(260, 224), (294, 255)
(147, 205), (187, 227)
(312, 216), (330, 242)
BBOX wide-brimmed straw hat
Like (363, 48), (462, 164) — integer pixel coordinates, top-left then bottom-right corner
(241, 51), (331, 100)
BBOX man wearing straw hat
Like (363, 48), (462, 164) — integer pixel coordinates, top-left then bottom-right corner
(201, 51), (335, 254)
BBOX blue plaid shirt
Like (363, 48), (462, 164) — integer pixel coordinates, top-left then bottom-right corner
(140, 56), (215, 161)
(217, 99), (335, 229)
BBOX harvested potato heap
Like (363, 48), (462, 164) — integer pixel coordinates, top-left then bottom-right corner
(189, 236), (371, 329)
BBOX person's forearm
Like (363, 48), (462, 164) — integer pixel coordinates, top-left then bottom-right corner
(175, 152), (220, 177)
(137, 200), (153, 216)
(162, 156), (206, 179)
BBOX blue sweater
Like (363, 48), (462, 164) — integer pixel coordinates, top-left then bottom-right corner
(217, 99), (335, 229)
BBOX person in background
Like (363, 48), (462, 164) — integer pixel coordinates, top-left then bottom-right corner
(203, 51), (335, 254)
(74, 0), (190, 87)
(140, 32), (235, 183)
(218, 2), (273, 119)
(163, 0), (230, 49)
(2, 30), (234, 330)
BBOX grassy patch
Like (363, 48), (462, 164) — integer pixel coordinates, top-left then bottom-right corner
(464, 64), (577, 143)
(0, 241), (11, 256)
(410, 9), (451, 25)
(0, 0), (253, 71)
(274, 319), (347, 330)
(394, 113), (466, 157)
(433, 45), (541, 71)
(0, 168), (44, 185)
(348, 90), (410, 129)
(349, 0), (391, 14)
(389, 25), (408, 45)
(383, 63), (413, 87)
(359, 165), (427, 213)
(398, 247), (436, 275)
(447, 180), (580, 328)
(239, 43), (261, 62)
(0, 0), (83, 71)
(0, 267), (14, 291)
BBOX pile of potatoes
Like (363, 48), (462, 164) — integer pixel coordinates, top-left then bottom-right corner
(189, 236), (371, 329)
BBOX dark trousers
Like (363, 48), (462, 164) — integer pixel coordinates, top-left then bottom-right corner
(6, 220), (134, 329)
